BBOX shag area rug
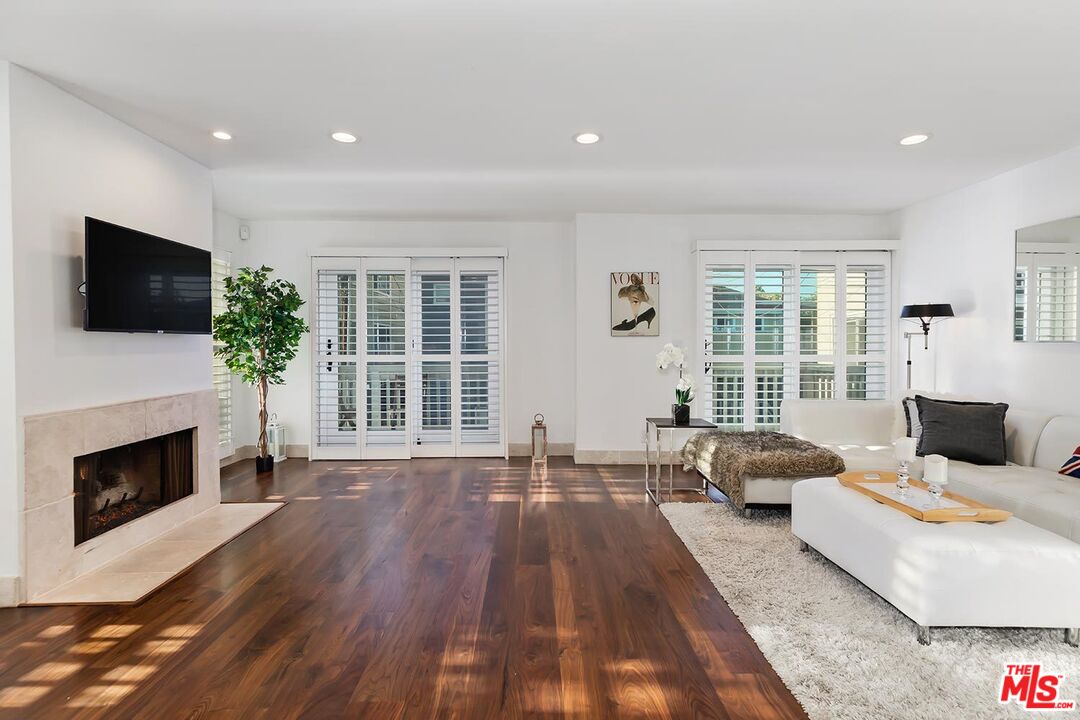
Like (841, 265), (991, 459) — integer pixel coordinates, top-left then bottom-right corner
(660, 501), (1080, 720)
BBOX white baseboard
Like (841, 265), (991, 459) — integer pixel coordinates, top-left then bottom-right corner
(220, 444), (309, 467)
(0, 575), (21, 607)
(286, 444), (309, 458)
(220, 445), (256, 466)
(508, 442), (574, 457)
(224, 444), (672, 465)
(574, 449), (678, 465)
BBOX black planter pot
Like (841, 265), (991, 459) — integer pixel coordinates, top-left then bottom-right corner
(255, 455), (275, 474)
(672, 403), (690, 425)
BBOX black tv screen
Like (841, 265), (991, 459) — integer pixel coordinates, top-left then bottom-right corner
(83, 217), (212, 334)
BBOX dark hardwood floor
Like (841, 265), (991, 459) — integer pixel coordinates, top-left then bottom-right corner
(0, 457), (806, 719)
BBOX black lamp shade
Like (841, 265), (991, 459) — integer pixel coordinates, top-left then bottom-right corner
(900, 303), (954, 320)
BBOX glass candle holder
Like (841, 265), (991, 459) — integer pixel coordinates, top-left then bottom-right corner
(893, 437), (917, 494)
(896, 461), (910, 493)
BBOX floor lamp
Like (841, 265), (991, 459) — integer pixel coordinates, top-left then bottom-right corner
(900, 303), (954, 389)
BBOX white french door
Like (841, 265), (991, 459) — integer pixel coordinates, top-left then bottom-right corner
(311, 255), (506, 459)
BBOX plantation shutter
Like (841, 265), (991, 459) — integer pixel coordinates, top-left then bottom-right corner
(702, 265), (746, 429)
(313, 267), (359, 450)
(1015, 266), (1028, 341)
(458, 264), (502, 446)
(211, 253), (233, 455)
(1015, 252), (1079, 342)
(751, 261), (796, 428)
(309, 252), (506, 460)
(411, 267), (453, 448)
(364, 266), (408, 453)
(844, 263), (889, 399)
(700, 250), (890, 430)
(1035, 261), (1078, 341)
(798, 264), (837, 400)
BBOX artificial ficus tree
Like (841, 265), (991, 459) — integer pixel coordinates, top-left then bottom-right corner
(213, 266), (309, 462)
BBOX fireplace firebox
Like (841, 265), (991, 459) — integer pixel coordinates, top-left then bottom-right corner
(73, 427), (195, 545)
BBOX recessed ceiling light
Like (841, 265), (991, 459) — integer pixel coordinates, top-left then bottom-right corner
(331, 131), (358, 144)
(574, 131), (601, 145)
(899, 133), (931, 146)
(212, 130), (232, 141)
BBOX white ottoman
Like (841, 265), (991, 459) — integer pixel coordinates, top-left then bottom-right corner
(791, 476), (1080, 645)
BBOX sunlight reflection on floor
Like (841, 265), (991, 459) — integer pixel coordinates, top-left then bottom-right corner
(0, 622), (203, 712)
(0, 685), (51, 708)
(66, 683), (137, 708)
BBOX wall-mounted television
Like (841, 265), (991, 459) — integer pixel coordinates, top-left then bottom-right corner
(83, 217), (212, 334)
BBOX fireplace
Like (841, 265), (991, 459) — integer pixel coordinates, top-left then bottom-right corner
(73, 427), (196, 545)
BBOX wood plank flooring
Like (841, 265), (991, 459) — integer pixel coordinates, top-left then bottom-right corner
(0, 458), (806, 719)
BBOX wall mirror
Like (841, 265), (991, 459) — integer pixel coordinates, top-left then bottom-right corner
(1015, 217), (1080, 342)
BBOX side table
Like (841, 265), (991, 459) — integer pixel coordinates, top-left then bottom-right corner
(644, 417), (716, 504)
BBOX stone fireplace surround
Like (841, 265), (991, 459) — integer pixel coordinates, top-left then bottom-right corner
(22, 389), (220, 602)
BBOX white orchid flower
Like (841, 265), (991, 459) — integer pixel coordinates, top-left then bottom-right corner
(655, 343), (679, 369)
(657, 343), (687, 368)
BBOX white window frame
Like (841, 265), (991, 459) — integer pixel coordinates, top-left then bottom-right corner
(211, 251), (234, 457)
(696, 249), (892, 430)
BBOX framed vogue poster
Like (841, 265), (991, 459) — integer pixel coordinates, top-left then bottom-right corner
(610, 271), (659, 336)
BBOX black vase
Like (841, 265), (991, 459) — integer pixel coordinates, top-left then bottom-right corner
(672, 403), (690, 425)
(255, 455), (275, 474)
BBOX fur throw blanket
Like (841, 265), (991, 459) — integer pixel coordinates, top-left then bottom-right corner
(681, 431), (845, 509)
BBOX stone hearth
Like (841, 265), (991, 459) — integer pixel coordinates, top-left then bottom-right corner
(22, 390), (220, 602)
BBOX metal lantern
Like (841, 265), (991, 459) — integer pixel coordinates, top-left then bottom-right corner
(266, 413), (287, 463)
(531, 413), (547, 465)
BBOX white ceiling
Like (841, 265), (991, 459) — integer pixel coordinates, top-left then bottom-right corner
(2, 0), (1080, 220)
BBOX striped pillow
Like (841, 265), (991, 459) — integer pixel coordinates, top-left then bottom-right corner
(902, 397), (922, 441)
(1060, 446), (1080, 479)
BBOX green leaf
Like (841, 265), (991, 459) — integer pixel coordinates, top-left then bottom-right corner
(213, 266), (309, 457)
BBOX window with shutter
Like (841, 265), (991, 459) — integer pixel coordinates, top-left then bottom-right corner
(459, 269), (501, 446)
(310, 254), (505, 459)
(844, 264), (888, 399)
(364, 269), (408, 451)
(313, 267), (358, 449)
(700, 250), (890, 430)
(798, 264), (837, 400)
(1035, 263), (1078, 341)
(412, 271), (453, 447)
(211, 253), (233, 455)
(1015, 252), (1079, 342)
(1014, 266), (1027, 341)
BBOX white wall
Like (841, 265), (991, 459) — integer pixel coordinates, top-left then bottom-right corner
(573, 213), (895, 458)
(896, 145), (1080, 412)
(0, 62), (19, 598)
(9, 66), (214, 417)
(215, 220), (576, 451)
(4, 66), (215, 601)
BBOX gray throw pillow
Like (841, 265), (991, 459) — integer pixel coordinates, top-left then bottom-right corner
(914, 395), (1009, 465)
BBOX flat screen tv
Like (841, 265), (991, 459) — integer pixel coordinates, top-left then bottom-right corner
(83, 217), (212, 334)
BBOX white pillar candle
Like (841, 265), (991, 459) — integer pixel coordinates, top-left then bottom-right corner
(894, 437), (917, 463)
(924, 454), (948, 486)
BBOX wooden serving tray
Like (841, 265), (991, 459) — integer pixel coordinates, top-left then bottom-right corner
(837, 471), (1012, 523)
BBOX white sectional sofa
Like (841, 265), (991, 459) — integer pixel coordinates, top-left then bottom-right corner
(778, 394), (1080, 544)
